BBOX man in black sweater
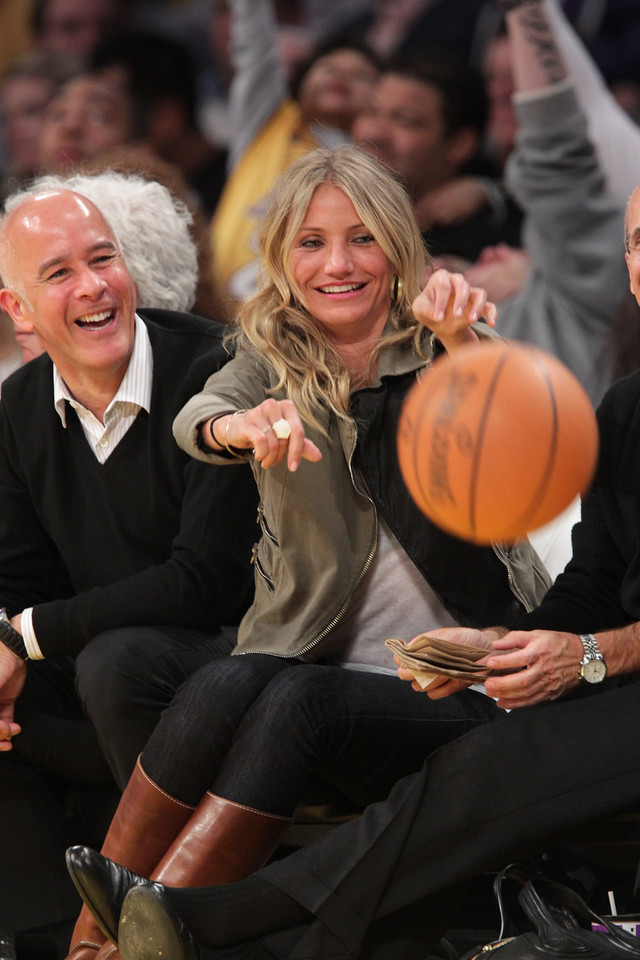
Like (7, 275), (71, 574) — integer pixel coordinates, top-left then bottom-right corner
(0, 188), (257, 949)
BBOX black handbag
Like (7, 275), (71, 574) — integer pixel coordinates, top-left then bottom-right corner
(461, 869), (640, 959)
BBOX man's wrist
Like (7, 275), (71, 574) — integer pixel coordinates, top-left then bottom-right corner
(0, 610), (29, 660)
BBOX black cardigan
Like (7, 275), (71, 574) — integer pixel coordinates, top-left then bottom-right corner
(0, 309), (258, 657)
(511, 367), (640, 634)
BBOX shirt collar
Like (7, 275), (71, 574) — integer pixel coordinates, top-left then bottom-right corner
(54, 314), (153, 427)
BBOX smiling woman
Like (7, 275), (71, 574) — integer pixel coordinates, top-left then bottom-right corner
(60, 144), (550, 960)
(288, 183), (393, 365)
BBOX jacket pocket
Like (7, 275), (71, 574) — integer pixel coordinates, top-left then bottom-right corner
(257, 503), (279, 546)
(251, 542), (275, 592)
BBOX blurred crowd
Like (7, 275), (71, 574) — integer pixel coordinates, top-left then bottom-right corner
(0, 1), (639, 327)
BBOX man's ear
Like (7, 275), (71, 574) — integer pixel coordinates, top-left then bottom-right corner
(446, 127), (480, 171)
(626, 252), (634, 296)
(0, 289), (33, 331)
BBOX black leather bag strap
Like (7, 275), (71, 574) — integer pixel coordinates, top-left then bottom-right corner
(492, 863), (535, 939)
(519, 878), (640, 957)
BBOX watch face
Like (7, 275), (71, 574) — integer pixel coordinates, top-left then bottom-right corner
(582, 658), (607, 684)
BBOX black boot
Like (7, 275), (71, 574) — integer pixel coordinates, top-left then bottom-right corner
(65, 847), (148, 945)
(119, 884), (199, 960)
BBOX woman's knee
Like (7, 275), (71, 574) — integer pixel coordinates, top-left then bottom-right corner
(250, 665), (344, 734)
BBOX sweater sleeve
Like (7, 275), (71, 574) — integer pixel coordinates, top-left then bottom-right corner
(30, 455), (259, 657)
(546, 0), (640, 202)
(226, 0), (288, 169)
(0, 400), (75, 616)
(173, 351), (273, 464)
(497, 84), (627, 404)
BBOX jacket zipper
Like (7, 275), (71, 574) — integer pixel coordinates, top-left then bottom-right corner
(492, 542), (534, 611)
(256, 503), (278, 544)
(251, 543), (275, 590)
(239, 429), (378, 658)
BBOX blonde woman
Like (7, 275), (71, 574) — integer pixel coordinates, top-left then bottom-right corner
(66, 146), (549, 960)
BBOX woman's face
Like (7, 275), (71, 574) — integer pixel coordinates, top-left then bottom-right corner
(289, 184), (393, 345)
(297, 49), (378, 131)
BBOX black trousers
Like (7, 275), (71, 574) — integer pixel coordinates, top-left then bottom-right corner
(0, 625), (234, 934)
(170, 677), (640, 960)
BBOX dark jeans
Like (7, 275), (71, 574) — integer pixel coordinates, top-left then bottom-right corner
(141, 655), (504, 814)
(1, 625), (234, 934)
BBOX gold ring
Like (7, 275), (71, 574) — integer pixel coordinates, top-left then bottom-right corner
(263, 425), (274, 434)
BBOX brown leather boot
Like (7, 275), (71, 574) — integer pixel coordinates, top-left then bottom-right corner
(152, 793), (292, 886)
(75, 795), (292, 960)
(66, 757), (195, 960)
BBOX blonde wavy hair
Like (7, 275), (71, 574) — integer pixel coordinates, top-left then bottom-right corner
(234, 145), (430, 427)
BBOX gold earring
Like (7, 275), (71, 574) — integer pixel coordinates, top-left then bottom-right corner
(391, 275), (404, 303)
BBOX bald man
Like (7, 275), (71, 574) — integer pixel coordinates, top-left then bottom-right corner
(0, 189), (257, 949)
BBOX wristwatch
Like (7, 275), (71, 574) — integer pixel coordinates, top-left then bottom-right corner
(578, 633), (606, 684)
(0, 608), (28, 660)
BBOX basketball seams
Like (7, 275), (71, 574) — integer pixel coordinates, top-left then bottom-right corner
(469, 351), (510, 539)
(507, 349), (559, 537)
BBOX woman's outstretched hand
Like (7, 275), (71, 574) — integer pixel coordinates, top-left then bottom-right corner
(412, 268), (497, 353)
(205, 399), (322, 472)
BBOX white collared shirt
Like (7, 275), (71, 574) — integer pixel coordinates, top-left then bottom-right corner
(53, 314), (153, 463)
(22, 314), (153, 659)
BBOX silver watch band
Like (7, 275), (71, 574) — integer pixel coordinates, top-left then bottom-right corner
(579, 633), (603, 661)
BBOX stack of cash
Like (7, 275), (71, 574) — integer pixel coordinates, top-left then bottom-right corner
(385, 634), (491, 689)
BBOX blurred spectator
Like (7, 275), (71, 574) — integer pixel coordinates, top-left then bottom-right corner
(37, 73), (136, 172)
(34, 70), (223, 317)
(211, 0), (379, 303)
(484, 0), (628, 407)
(482, 22), (517, 171)
(0, 0), (33, 83)
(30, 0), (132, 60)
(90, 30), (228, 217)
(462, 243), (531, 304)
(0, 50), (81, 199)
(547, 0), (640, 196)
(352, 55), (522, 263)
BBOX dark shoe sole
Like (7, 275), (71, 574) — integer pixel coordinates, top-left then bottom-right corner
(119, 885), (198, 960)
(65, 848), (120, 945)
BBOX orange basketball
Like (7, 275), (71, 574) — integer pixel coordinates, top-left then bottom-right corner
(397, 341), (599, 544)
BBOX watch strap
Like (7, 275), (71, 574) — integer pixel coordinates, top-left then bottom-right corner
(0, 612), (29, 660)
(579, 633), (603, 662)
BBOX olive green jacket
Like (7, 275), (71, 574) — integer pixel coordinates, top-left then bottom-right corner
(173, 336), (551, 659)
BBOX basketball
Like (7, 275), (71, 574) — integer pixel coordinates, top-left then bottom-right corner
(397, 341), (599, 544)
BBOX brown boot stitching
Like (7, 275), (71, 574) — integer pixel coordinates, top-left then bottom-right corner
(98, 947), (119, 960)
(136, 755), (196, 810)
(66, 941), (102, 958)
(204, 792), (292, 821)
